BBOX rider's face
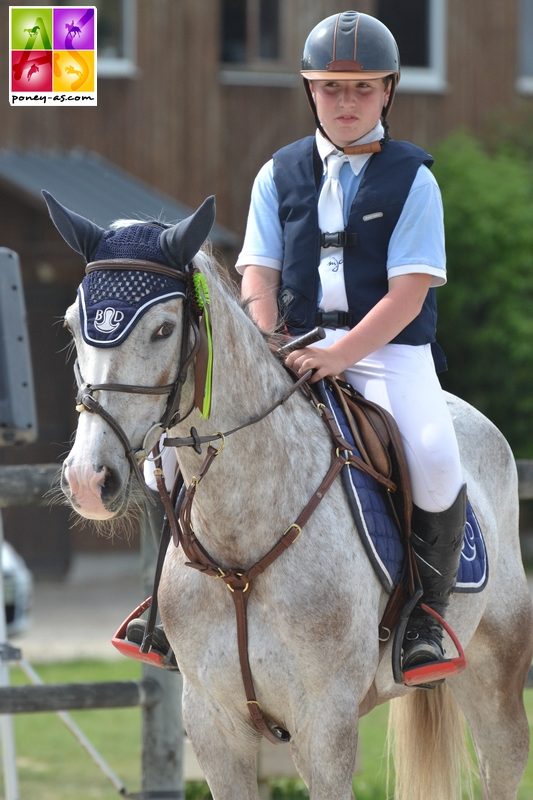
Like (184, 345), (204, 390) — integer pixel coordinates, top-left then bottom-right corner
(310, 78), (390, 147)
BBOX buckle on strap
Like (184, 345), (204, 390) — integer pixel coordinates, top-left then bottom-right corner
(315, 310), (353, 328)
(320, 231), (357, 248)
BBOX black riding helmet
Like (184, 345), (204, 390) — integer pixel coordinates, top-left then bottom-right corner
(301, 11), (400, 141)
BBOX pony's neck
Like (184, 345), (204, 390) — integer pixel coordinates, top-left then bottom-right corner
(168, 257), (329, 563)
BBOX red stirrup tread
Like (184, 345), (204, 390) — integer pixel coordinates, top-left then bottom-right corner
(402, 602), (467, 687)
(111, 596), (170, 669)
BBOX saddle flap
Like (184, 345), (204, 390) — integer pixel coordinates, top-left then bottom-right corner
(327, 377), (414, 550)
(331, 378), (392, 478)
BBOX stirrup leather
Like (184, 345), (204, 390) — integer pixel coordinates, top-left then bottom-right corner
(402, 603), (466, 686)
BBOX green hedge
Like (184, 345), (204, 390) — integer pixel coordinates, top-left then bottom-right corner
(432, 131), (533, 457)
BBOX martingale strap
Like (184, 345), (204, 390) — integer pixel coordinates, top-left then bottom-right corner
(174, 441), (348, 744)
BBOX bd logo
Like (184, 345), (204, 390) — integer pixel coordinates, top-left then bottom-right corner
(94, 308), (125, 333)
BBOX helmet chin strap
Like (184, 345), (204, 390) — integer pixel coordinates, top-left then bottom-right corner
(342, 139), (382, 155)
(317, 118), (383, 156)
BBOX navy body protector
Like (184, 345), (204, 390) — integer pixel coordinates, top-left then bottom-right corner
(272, 136), (440, 352)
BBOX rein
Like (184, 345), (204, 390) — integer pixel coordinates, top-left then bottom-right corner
(163, 369), (313, 451)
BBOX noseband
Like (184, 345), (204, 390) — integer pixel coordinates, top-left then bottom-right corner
(73, 258), (201, 505)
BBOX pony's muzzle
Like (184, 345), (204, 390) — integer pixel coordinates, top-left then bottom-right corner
(62, 460), (124, 519)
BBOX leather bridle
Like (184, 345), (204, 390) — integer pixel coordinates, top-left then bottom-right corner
(73, 259), (201, 505)
(72, 258), (312, 503)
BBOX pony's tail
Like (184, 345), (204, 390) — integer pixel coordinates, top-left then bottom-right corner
(387, 684), (473, 800)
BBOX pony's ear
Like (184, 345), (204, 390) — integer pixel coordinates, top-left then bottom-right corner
(41, 190), (105, 261)
(159, 195), (216, 268)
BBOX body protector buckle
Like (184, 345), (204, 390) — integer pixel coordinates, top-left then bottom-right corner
(320, 231), (358, 248)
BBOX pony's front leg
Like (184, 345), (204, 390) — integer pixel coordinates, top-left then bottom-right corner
(182, 681), (262, 800)
(290, 687), (359, 800)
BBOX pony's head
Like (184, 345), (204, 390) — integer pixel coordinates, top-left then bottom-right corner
(43, 191), (215, 521)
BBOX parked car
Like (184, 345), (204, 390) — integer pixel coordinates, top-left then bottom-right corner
(2, 541), (33, 636)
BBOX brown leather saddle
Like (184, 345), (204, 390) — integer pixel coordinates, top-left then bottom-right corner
(321, 377), (418, 639)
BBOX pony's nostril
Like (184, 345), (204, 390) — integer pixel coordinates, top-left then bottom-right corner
(61, 470), (72, 496)
(100, 466), (121, 501)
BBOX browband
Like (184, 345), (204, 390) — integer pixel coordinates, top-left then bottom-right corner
(86, 259), (190, 282)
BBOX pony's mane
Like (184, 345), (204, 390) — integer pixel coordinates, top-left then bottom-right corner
(193, 248), (241, 304)
(239, 294), (286, 351)
(194, 249), (284, 351)
(110, 216), (169, 230)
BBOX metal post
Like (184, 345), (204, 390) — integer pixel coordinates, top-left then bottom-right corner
(140, 494), (184, 799)
(0, 512), (20, 800)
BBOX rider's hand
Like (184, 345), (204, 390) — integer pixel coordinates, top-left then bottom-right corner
(284, 346), (348, 383)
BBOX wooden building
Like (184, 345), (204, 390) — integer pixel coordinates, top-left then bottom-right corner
(3, 0), (532, 240)
(1, 0), (532, 573)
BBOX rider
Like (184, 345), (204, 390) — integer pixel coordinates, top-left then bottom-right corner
(237, 10), (467, 683)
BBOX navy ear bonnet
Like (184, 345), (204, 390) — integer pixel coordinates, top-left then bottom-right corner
(42, 191), (216, 348)
(81, 239), (188, 348)
(92, 221), (172, 265)
(80, 222), (188, 347)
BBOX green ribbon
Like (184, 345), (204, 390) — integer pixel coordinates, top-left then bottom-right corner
(193, 272), (213, 418)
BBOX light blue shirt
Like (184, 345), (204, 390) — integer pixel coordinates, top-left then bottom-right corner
(236, 141), (447, 289)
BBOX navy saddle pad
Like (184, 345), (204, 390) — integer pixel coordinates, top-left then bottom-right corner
(318, 381), (488, 594)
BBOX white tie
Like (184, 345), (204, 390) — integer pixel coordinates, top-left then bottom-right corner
(317, 153), (349, 312)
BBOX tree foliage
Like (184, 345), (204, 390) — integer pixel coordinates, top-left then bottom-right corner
(432, 132), (533, 457)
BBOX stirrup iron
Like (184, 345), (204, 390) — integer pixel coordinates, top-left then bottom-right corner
(111, 597), (179, 671)
(402, 602), (466, 686)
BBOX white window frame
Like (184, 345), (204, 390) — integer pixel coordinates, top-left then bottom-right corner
(98, 0), (138, 78)
(395, 0), (447, 94)
(220, 0), (447, 91)
(517, 0), (533, 93)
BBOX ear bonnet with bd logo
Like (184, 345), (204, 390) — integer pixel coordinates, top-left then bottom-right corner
(41, 190), (216, 347)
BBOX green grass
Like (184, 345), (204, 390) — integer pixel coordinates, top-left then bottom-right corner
(10, 660), (142, 800)
(4, 660), (533, 799)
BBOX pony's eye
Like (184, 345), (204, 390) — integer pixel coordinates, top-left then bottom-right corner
(152, 321), (175, 340)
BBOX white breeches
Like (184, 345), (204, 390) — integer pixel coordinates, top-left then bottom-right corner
(318, 334), (464, 512)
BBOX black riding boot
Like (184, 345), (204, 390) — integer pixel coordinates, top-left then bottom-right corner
(402, 484), (467, 673)
(126, 618), (179, 671)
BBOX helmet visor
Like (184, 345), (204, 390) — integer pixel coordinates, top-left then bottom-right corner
(301, 70), (395, 81)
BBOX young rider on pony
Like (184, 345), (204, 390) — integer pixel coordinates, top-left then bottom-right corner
(238, 10), (466, 683)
